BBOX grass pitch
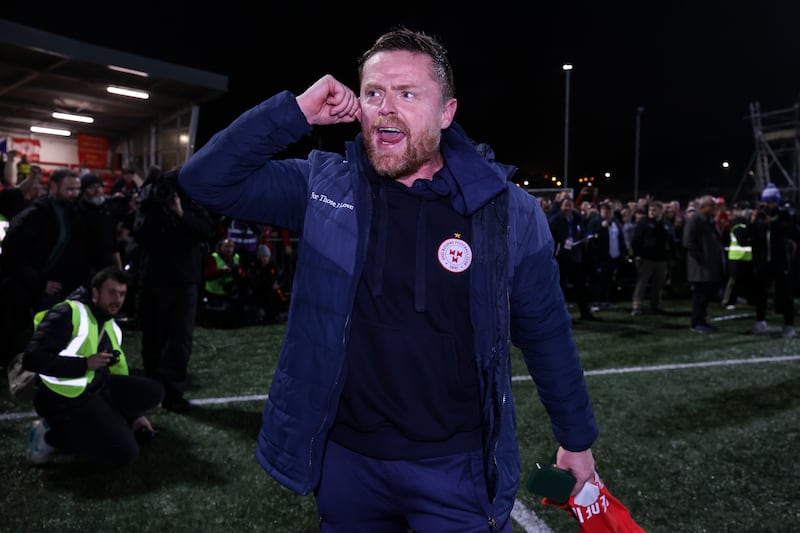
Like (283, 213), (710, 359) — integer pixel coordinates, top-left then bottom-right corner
(2, 295), (799, 532)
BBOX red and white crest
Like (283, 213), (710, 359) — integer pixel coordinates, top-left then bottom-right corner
(437, 237), (472, 273)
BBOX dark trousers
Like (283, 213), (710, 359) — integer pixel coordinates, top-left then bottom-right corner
(0, 278), (33, 367)
(632, 259), (668, 311)
(558, 258), (592, 316)
(752, 270), (795, 326)
(139, 285), (199, 399)
(690, 281), (720, 327)
(315, 440), (511, 533)
(590, 257), (621, 305)
(34, 374), (164, 466)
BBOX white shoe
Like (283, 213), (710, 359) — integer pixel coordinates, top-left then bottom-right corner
(26, 419), (56, 465)
(751, 321), (768, 334)
(782, 326), (796, 339)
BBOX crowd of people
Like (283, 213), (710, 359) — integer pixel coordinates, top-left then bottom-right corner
(543, 183), (800, 337)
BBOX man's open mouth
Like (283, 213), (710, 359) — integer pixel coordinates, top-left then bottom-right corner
(377, 127), (405, 145)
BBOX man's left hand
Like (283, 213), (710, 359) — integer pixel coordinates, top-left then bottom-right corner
(556, 447), (595, 496)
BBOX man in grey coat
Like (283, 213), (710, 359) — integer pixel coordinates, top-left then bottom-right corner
(683, 194), (726, 332)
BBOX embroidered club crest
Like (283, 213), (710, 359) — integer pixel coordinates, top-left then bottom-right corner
(437, 236), (472, 273)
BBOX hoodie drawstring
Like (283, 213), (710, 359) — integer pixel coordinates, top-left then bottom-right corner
(415, 203), (427, 312)
(370, 185), (388, 297)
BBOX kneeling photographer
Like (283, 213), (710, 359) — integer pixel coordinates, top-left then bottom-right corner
(132, 167), (216, 413)
(23, 267), (163, 466)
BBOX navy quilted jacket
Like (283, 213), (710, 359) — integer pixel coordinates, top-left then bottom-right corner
(179, 91), (598, 521)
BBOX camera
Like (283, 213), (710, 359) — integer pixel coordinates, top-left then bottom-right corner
(152, 174), (178, 203)
(138, 166), (179, 206)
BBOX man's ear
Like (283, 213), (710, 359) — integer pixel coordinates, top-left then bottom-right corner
(440, 98), (457, 129)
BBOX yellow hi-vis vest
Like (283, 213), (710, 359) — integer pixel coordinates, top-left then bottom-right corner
(727, 223), (753, 261)
(35, 300), (128, 398)
(205, 252), (239, 296)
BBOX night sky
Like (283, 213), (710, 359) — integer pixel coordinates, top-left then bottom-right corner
(4, 2), (799, 201)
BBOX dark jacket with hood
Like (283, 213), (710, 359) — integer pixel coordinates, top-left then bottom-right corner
(1, 195), (95, 307)
(749, 205), (800, 274)
(178, 91), (598, 523)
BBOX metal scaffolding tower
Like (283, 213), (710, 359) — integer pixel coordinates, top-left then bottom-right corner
(735, 101), (800, 204)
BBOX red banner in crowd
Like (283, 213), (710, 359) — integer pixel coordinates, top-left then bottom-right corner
(77, 133), (109, 168)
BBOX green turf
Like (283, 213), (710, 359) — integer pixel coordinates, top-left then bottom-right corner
(2, 296), (799, 532)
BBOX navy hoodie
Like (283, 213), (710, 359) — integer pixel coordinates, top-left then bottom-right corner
(330, 164), (482, 459)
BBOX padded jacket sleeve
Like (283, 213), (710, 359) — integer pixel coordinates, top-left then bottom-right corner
(22, 302), (88, 378)
(179, 91), (315, 232)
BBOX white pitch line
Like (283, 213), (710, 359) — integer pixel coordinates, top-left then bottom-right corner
(512, 497), (555, 533)
(584, 355), (800, 376)
(510, 354), (800, 382)
(192, 394), (267, 405)
(710, 312), (754, 322)
(0, 410), (36, 421)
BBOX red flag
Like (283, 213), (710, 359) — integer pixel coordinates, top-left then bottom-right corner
(542, 471), (646, 532)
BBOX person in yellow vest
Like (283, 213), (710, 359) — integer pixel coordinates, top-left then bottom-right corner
(17, 154), (31, 182)
(22, 266), (164, 466)
(202, 238), (247, 327)
(204, 238), (242, 298)
(721, 201), (754, 309)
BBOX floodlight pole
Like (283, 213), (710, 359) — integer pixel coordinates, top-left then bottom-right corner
(562, 63), (573, 191)
(633, 106), (644, 201)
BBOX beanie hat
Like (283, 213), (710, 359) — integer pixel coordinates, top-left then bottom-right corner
(761, 183), (781, 202)
(80, 173), (103, 194)
(256, 244), (271, 259)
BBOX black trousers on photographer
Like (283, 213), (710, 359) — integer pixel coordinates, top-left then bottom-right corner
(33, 374), (164, 466)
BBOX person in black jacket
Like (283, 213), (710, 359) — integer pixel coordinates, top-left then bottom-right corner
(0, 167), (101, 368)
(630, 200), (674, 316)
(549, 197), (596, 320)
(132, 167), (216, 412)
(586, 201), (627, 311)
(78, 173), (122, 271)
(748, 184), (800, 338)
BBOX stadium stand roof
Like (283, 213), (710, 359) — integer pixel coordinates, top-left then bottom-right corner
(0, 18), (227, 145)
